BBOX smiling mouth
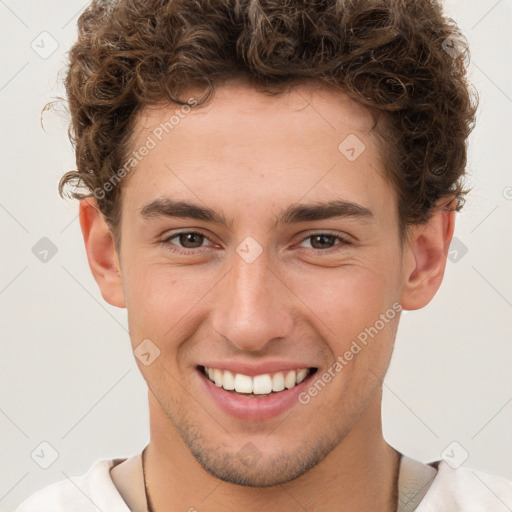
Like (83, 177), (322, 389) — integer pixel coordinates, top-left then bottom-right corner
(198, 365), (318, 397)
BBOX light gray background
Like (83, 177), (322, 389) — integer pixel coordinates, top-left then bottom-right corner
(1, 0), (511, 510)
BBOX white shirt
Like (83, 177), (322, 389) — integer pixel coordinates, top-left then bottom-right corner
(15, 450), (512, 511)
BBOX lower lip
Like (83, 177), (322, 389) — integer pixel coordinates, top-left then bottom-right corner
(198, 368), (315, 422)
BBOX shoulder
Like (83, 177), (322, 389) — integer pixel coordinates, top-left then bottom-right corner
(15, 457), (130, 512)
(417, 460), (512, 512)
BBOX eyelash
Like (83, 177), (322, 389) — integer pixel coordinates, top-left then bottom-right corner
(160, 230), (352, 255)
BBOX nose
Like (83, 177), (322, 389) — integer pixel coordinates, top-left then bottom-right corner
(210, 246), (294, 352)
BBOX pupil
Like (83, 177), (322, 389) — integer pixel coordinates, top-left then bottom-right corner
(312, 235), (333, 249)
(181, 233), (203, 248)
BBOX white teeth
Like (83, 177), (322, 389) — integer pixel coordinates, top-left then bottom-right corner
(213, 368), (223, 387)
(284, 370), (296, 389)
(203, 366), (312, 394)
(234, 373), (253, 393)
(223, 370), (235, 390)
(253, 374), (273, 394)
(272, 372), (285, 392)
(296, 368), (309, 384)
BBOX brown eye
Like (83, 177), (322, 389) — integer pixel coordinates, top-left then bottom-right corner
(309, 234), (338, 249)
(162, 231), (210, 253)
(176, 232), (205, 248)
(297, 232), (351, 252)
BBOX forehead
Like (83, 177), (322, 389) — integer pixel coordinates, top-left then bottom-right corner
(135, 79), (377, 150)
(122, 80), (395, 229)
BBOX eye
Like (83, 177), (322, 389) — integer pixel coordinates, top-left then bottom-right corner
(298, 233), (351, 251)
(161, 231), (214, 253)
(159, 230), (352, 256)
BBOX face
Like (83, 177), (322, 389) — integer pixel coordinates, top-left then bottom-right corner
(116, 80), (406, 486)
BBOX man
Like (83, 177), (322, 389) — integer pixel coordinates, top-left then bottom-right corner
(16, 0), (512, 510)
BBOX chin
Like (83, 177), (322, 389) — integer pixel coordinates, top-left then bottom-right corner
(179, 420), (340, 487)
(193, 450), (320, 487)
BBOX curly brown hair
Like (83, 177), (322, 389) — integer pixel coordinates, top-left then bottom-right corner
(59, 0), (477, 245)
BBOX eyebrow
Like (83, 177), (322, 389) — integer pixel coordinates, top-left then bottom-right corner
(139, 197), (375, 228)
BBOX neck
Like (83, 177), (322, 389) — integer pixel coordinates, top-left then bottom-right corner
(144, 389), (401, 512)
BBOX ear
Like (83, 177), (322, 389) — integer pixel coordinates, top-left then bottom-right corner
(79, 197), (126, 308)
(399, 198), (456, 310)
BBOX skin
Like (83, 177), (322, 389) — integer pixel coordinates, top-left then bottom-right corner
(79, 79), (455, 511)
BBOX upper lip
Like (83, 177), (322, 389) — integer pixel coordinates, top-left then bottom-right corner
(198, 361), (317, 376)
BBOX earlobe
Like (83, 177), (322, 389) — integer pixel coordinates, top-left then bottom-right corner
(399, 198), (456, 311)
(79, 198), (126, 308)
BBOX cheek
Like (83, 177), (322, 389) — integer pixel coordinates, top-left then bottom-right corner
(122, 262), (177, 341)
(291, 259), (400, 339)
(122, 261), (216, 345)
